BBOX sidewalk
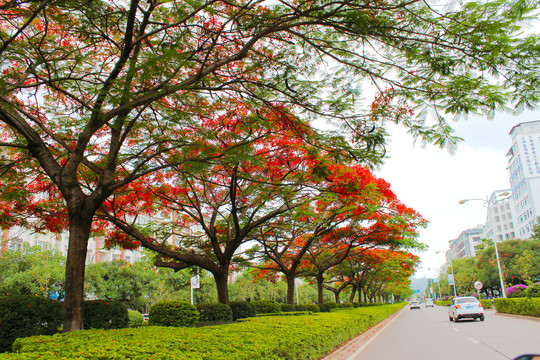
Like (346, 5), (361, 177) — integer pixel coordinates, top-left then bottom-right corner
(321, 308), (404, 360)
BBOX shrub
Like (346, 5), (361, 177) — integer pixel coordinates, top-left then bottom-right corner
(339, 303), (353, 308)
(324, 301), (337, 310)
(127, 310), (144, 326)
(8, 303), (405, 359)
(494, 297), (540, 317)
(0, 295), (63, 353)
(83, 300), (129, 330)
(480, 299), (492, 309)
(229, 301), (256, 320)
(506, 284), (528, 298)
(434, 300), (451, 306)
(295, 304), (307, 311)
(303, 303), (320, 313)
(149, 301), (199, 327)
(252, 300), (281, 314)
(525, 283), (540, 298)
(280, 303), (296, 312)
(197, 303), (233, 323)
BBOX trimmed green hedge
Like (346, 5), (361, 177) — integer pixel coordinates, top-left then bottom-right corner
(480, 299), (493, 309)
(197, 303), (233, 323)
(83, 300), (129, 330)
(434, 300), (451, 306)
(229, 301), (256, 320)
(494, 297), (540, 317)
(1, 304), (404, 360)
(0, 296), (63, 353)
(149, 300), (199, 327)
(252, 300), (281, 314)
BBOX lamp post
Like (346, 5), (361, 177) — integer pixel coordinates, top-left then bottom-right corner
(458, 195), (508, 298)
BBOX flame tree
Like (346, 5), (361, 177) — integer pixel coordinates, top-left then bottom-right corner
(252, 163), (426, 305)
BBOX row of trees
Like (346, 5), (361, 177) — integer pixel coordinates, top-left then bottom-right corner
(2, 0), (540, 331)
(432, 239), (540, 298)
(0, 246), (416, 309)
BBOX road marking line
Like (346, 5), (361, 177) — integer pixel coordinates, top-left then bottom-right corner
(469, 337), (480, 344)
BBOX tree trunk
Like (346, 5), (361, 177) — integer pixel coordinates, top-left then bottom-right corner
(285, 274), (296, 305)
(334, 292), (340, 304)
(214, 271), (230, 304)
(349, 285), (357, 303)
(63, 215), (93, 332)
(316, 273), (325, 306)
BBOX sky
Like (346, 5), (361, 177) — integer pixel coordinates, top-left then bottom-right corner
(375, 109), (540, 280)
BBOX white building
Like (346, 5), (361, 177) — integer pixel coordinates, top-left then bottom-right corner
(483, 189), (517, 242)
(507, 120), (540, 239)
(447, 226), (483, 260)
(1, 225), (144, 264)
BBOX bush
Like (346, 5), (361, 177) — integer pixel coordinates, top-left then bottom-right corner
(197, 303), (233, 323)
(252, 300), (281, 314)
(229, 301), (256, 320)
(149, 301), (199, 327)
(324, 301), (337, 310)
(480, 299), (492, 309)
(83, 300), (129, 330)
(280, 304), (296, 312)
(338, 303), (353, 308)
(127, 310), (144, 326)
(506, 284), (528, 298)
(295, 304), (307, 311)
(525, 283), (540, 298)
(8, 303), (405, 359)
(303, 303), (320, 313)
(494, 297), (540, 317)
(0, 295), (63, 353)
(434, 300), (451, 306)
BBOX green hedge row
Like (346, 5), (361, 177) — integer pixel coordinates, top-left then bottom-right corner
(480, 299), (493, 309)
(1, 304), (404, 360)
(494, 297), (540, 317)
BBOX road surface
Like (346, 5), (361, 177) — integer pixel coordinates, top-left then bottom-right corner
(325, 305), (540, 360)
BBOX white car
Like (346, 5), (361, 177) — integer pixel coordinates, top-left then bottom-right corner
(448, 296), (484, 322)
(425, 298), (434, 307)
(409, 300), (421, 310)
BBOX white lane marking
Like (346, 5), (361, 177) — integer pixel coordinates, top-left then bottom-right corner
(469, 337), (480, 344)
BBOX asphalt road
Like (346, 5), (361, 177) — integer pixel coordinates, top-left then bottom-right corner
(333, 305), (540, 360)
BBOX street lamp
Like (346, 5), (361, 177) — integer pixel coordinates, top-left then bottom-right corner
(458, 196), (508, 298)
(427, 268), (442, 300)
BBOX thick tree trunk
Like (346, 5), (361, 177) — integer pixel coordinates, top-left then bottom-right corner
(214, 271), (230, 304)
(285, 274), (296, 305)
(63, 216), (93, 332)
(334, 292), (340, 304)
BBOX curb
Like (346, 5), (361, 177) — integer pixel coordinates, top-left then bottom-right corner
(321, 308), (404, 360)
(494, 311), (540, 322)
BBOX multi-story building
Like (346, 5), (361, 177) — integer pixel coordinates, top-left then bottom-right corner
(506, 120), (540, 239)
(1, 224), (145, 264)
(447, 226), (483, 260)
(483, 189), (517, 242)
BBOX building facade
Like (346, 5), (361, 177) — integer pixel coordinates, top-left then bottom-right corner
(483, 189), (517, 242)
(507, 120), (540, 239)
(446, 226), (483, 261)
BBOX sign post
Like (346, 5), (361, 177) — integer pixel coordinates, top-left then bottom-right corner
(474, 281), (483, 300)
